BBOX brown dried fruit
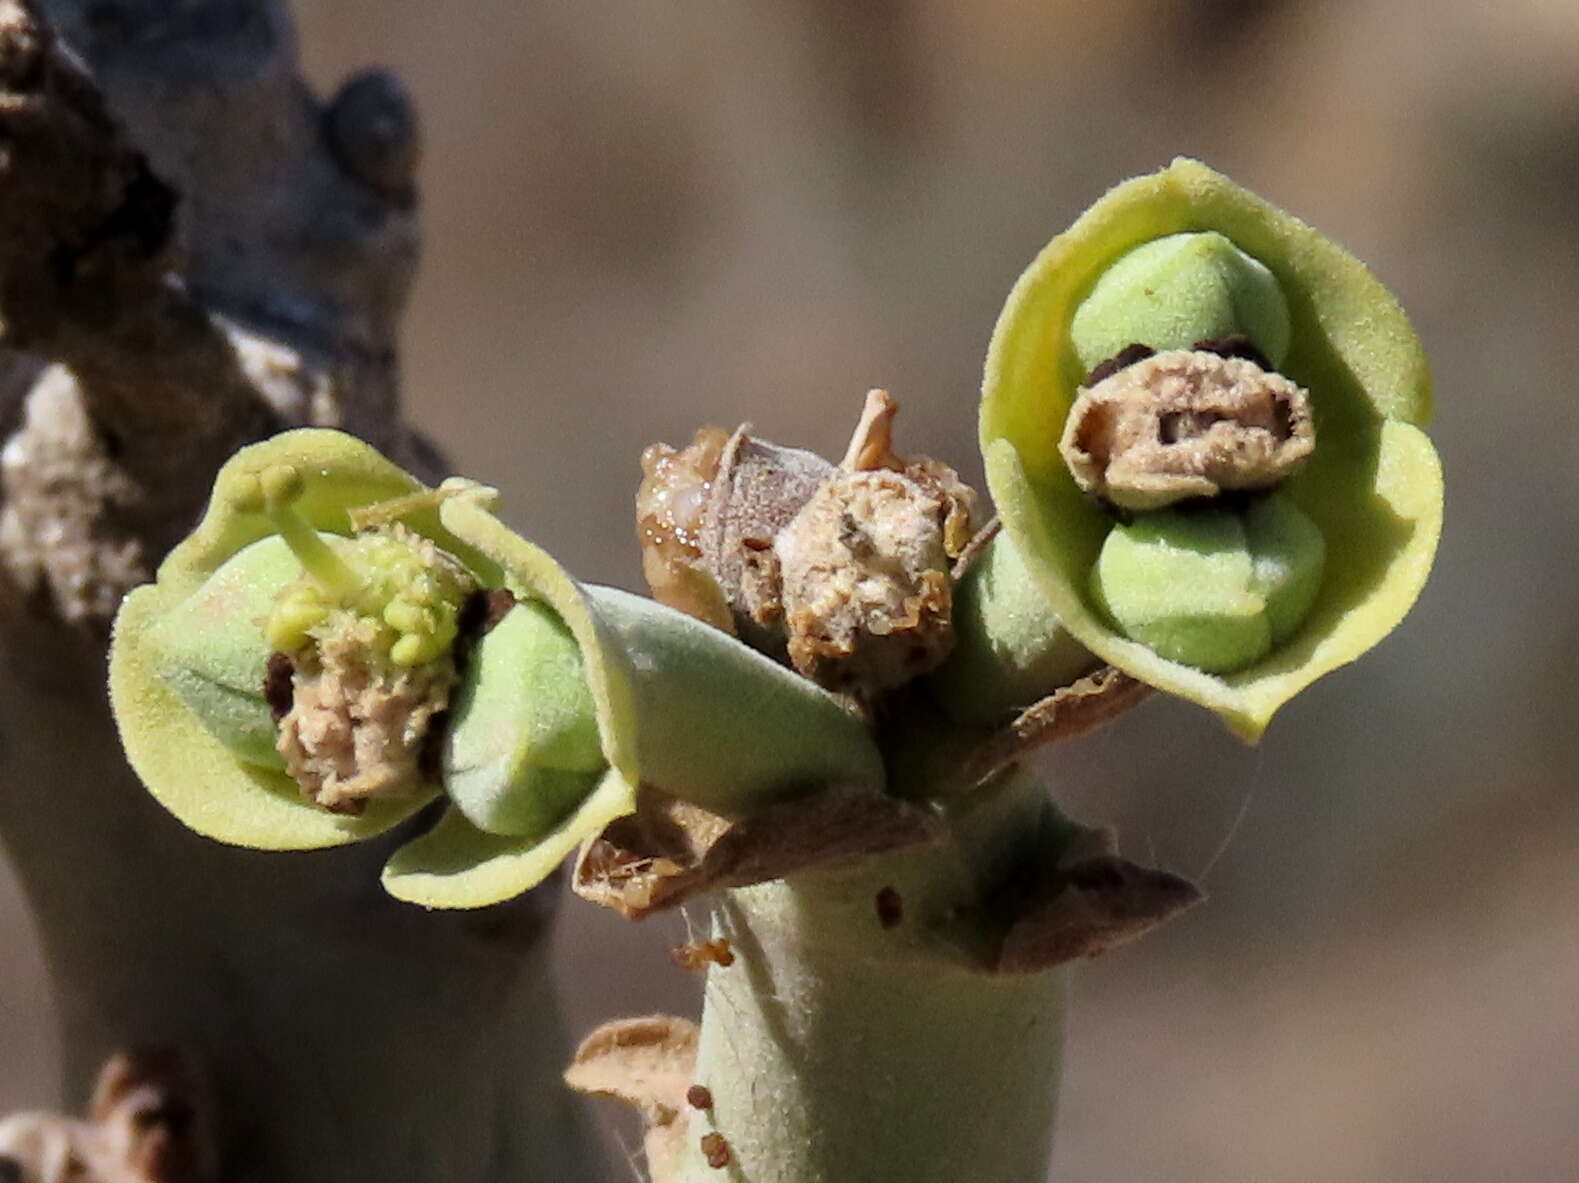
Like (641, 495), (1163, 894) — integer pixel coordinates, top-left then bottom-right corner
(670, 938), (735, 972)
(778, 466), (955, 697)
(700, 1132), (732, 1169)
(698, 428), (836, 646)
(1059, 349), (1313, 511)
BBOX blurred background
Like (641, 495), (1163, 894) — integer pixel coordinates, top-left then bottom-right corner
(5, 0), (1578, 1178)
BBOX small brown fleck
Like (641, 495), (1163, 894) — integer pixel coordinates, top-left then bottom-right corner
(1192, 334), (1273, 372)
(701, 1132), (732, 1169)
(686, 1084), (714, 1111)
(263, 653), (294, 722)
(875, 886), (903, 929)
(483, 588), (517, 633)
(671, 938), (735, 972)
(1086, 343), (1155, 386)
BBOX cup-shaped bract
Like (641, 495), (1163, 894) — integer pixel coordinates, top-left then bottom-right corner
(980, 158), (1442, 739)
(110, 429), (519, 849)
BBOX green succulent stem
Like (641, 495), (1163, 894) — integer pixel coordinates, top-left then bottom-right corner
(673, 771), (1068, 1183)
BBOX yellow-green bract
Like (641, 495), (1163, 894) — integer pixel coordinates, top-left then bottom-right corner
(980, 158), (1442, 740)
(110, 430), (883, 908)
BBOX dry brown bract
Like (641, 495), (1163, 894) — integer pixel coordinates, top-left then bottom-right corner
(564, 1017), (700, 1183)
(574, 785), (941, 920)
(1059, 349), (1313, 511)
(636, 426), (736, 631)
(0, 1047), (217, 1183)
(276, 618), (450, 814)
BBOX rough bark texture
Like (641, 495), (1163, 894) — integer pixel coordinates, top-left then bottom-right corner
(0, 2), (601, 1178)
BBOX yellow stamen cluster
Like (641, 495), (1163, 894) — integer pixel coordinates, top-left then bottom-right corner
(226, 464), (476, 669)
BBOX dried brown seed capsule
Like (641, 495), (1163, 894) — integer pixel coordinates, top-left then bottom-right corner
(1059, 349), (1313, 512)
(671, 938), (735, 972)
(700, 1132), (732, 1169)
(778, 467), (953, 696)
(699, 428), (837, 646)
(686, 1084), (714, 1111)
(777, 391), (974, 699)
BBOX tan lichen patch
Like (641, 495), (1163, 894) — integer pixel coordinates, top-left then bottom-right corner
(276, 615), (452, 814)
(564, 1016), (700, 1183)
(1059, 349), (1314, 511)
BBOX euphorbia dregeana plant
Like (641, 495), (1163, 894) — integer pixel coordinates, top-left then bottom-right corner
(106, 158), (1441, 1182)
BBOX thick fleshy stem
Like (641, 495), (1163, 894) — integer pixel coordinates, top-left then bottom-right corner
(672, 772), (1068, 1183)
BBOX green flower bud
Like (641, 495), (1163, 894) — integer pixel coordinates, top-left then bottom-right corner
(143, 535), (302, 770)
(1089, 494), (1325, 674)
(1070, 231), (1292, 372)
(979, 158), (1442, 739)
(931, 533), (1098, 724)
(444, 599), (605, 838)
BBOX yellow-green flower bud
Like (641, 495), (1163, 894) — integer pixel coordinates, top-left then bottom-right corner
(113, 429), (886, 912)
(1069, 231), (1291, 372)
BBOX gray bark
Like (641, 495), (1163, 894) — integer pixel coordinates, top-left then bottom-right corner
(0, 1), (602, 1178)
